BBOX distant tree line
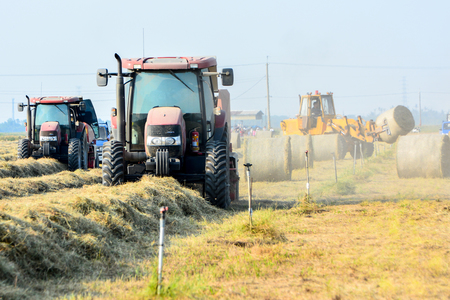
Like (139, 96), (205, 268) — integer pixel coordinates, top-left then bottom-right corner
(0, 119), (25, 133)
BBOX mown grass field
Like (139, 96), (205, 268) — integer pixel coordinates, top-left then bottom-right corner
(1, 135), (449, 299)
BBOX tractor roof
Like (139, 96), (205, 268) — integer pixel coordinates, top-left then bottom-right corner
(30, 96), (83, 104)
(122, 56), (217, 71)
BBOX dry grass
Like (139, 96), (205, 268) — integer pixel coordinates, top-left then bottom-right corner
(0, 140), (20, 162)
(77, 199), (450, 299)
(2, 135), (450, 299)
(0, 176), (226, 299)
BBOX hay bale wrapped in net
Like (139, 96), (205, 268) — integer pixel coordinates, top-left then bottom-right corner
(243, 136), (291, 182)
(231, 132), (241, 149)
(311, 134), (346, 161)
(376, 105), (415, 144)
(290, 135), (314, 169)
(397, 133), (450, 178)
(255, 130), (274, 138)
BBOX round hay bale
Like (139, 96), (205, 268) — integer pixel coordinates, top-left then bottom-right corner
(397, 134), (450, 178)
(243, 136), (291, 182)
(231, 132), (241, 149)
(311, 134), (346, 161)
(255, 130), (274, 138)
(290, 135), (314, 169)
(376, 105), (415, 144)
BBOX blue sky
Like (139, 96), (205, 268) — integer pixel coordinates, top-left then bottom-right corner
(0, 0), (449, 124)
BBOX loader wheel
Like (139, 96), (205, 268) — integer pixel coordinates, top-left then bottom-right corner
(350, 141), (374, 159)
(102, 140), (124, 186)
(80, 132), (89, 170)
(17, 139), (30, 159)
(205, 140), (231, 208)
(68, 138), (82, 171)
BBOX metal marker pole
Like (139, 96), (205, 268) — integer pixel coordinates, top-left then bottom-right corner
(359, 142), (364, 167)
(157, 206), (168, 295)
(244, 163), (253, 228)
(305, 151), (310, 201)
(353, 142), (357, 175)
(332, 152), (337, 183)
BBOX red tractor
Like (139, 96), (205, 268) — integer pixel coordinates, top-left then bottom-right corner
(17, 96), (100, 170)
(97, 54), (239, 208)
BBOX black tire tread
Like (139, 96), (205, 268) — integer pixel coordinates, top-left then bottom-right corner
(102, 140), (124, 186)
(205, 140), (230, 208)
(17, 139), (30, 159)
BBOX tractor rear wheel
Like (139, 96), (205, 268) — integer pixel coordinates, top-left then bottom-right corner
(68, 138), (82, 171)
(205, 140), (231, 208)
(17, 139), (30, 159)
(102, 140), (124, 186)
(80, 132), (89, 170)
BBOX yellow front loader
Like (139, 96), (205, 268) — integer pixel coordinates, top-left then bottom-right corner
(280, 91), (414, 159)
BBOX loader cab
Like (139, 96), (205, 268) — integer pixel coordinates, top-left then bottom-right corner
(298, 92), (336, 134)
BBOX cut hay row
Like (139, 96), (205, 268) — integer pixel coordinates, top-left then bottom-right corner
(0, 157), (67, 179)
(243, 136), (291, 182)
(0, 169), (102, 199)
(397, 133), (450, 178)
(0, 176), (225, 296)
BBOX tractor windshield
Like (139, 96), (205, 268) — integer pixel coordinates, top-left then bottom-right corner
(321, 95), (335, 116)
(132, 71), (200, 115)
(129, 71), (201, 149)
(35, 104), (69, 126)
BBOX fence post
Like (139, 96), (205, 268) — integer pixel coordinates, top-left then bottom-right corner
(305, 151), (310, 201)
(332, 152), (337, 183)
(244, 163), (253, 228)
(157, 206), (168, 295)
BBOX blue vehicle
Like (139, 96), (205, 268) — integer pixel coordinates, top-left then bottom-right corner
(96, 122), (110, 162)
(441, 122), (450, 135)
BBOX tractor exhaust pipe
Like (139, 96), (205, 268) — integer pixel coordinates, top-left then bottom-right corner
(26, 95), (32, 142)
(115, 53), (126, 144)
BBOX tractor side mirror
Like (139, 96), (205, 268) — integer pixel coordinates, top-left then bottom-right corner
(17, 103), (24, 112)
(97, 68), (109, 87)
(221, 68), (234, 86)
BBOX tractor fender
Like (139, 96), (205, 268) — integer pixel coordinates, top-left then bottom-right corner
(215, 110), (226, 129)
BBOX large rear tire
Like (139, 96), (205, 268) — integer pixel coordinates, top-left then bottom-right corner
(205, 140), (231, 208)
(68, 138), (82, 171)
(17, 139), (30, 159)
(102, 140), (124, 186)
(350, 141), (374, 159)
(80, 131), (89, 170)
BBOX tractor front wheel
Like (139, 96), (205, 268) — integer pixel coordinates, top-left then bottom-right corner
(17, 139), (30, 159)
(102, 140), (124, 186)
(205, 140), (231, 208)
(68, 138), (82, 171)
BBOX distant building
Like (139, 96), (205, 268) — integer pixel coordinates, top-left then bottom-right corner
(230, 110), (264, 128)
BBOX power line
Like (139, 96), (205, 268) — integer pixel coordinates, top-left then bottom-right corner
(232, 76), (266, 100)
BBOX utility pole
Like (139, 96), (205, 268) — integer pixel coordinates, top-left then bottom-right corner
(12, 98), (14, 121)
(418, 90), (422, 127)
(143, 28), (145, 57)
(266, 57), (271, 129)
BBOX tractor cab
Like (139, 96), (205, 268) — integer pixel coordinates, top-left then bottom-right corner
(298, 91), (336, 134)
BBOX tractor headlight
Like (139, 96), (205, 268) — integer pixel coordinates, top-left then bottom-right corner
(147, 136), (181, 146)
(40, 136), (57, 142)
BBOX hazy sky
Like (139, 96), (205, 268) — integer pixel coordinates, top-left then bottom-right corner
(1, 0), (449, 124)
